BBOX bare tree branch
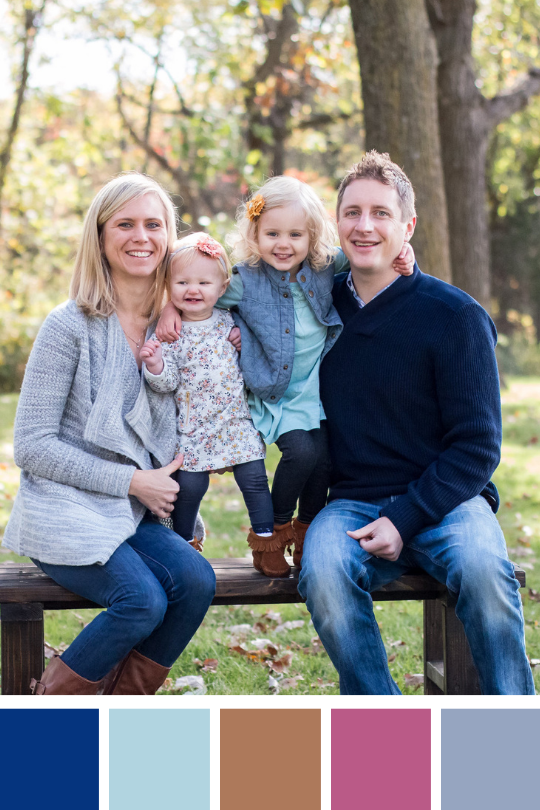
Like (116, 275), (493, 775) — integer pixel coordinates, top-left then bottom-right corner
(244, 3), (299, 90)
(142, 34), (163, 173)
(486, 67), (540, 129)
(296, 108), (359, 130)
(0, 0), (47, 220)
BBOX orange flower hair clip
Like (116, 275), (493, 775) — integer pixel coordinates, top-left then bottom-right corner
(246, 194), (265, 221)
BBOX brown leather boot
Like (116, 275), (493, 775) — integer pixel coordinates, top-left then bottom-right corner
(247, 525), (291, 578)
(105, 649), (171, 695)
(30, 655), (106, 695)
(291, 518), (310, 569)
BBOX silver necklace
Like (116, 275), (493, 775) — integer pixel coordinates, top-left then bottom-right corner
(124, 325), (147, 350)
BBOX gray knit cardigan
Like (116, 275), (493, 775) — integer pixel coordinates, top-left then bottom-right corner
(3, 299), (179, 566)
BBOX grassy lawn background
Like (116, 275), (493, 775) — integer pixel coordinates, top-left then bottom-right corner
(1, 379), (539, 695)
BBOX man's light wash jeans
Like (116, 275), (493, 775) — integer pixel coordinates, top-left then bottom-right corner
(298, 496), (535, 695)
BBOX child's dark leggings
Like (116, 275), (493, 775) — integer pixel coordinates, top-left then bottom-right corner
(172, 459), (274, 541)
(272, 422), (331, 525)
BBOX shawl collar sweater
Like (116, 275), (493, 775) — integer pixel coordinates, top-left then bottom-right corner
(3, 300), (178, 565)
(320, 265), (501, 542)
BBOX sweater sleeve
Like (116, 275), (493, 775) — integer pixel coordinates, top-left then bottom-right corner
(380, 302), (501, 542)
(143, 336), (181, 393)
(14, 307), (135, 497)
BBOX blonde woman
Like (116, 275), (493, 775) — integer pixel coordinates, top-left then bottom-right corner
(3, 173), (215, 695)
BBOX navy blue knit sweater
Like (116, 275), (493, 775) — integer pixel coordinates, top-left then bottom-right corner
(320, 265), (501, 543)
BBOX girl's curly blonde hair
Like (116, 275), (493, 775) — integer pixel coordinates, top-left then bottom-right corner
(230, 176), (338, 271)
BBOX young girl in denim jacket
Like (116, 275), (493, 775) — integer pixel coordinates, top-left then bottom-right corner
(157, 177), (414, 578)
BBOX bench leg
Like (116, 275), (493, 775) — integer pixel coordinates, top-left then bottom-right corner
(423, 599), (444, 694)
(423, 596), (481, 695)
(1, 603), (44, 695)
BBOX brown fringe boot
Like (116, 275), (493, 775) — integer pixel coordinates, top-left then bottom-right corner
(247, 524), (292, 578)
(291, 518), (310, 569)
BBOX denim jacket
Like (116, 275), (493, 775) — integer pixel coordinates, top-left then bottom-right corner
(229, 258), (343, 402)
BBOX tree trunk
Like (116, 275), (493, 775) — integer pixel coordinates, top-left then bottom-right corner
(428, 0), (491, 308)
(349, 0), (452, 282)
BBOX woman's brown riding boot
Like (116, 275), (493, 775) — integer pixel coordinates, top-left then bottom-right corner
(30, 655), (106, 695)
(105, 649), (171, 695)
(291, 518), (310, 569)
(247, 525), (291, 578)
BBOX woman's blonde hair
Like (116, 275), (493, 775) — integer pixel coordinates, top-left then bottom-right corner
(230, 175), (338, 271)
(70, 172), (177, 319)
(155, 231), (231, 307)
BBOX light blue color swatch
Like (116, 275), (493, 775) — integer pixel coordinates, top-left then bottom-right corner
(442, 709), (540, 809)
(110, 709), (210, 810)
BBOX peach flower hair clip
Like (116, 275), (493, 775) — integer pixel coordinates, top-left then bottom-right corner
(170, 234), (227, 271)
(246, 194), (265, 221)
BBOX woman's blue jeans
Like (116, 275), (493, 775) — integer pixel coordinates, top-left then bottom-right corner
(298, 496), (535, 695)
(35, 519), (216, 681)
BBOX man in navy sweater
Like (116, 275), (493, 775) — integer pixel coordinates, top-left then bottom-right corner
(297, 151), (534, 694)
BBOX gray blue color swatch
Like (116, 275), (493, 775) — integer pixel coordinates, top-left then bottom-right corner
(442, 709), (540, 809)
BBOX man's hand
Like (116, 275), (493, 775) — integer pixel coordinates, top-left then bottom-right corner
(392, 242), (415, 276)
(347, 517), (403, 561)
(156, 300), (182, 342)
(228, 327), (241, 352)
(140, 339), (164, 375)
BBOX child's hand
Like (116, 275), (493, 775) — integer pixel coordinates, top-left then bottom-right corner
(393, 242), (415, 275)
(156, 300), (182, 342)
(140, 339), (164, 375)
(228, 327), (242, 352)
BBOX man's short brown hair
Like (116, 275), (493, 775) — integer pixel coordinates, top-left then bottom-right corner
(337, 150), (416, 222)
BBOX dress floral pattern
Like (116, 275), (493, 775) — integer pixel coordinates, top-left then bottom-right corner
(144, 309), (265, 471)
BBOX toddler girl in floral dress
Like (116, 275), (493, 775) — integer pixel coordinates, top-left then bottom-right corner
(141, 233), (281, 570)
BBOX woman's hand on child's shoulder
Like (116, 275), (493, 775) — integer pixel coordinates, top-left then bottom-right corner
(393, 242), (415, 276)
(228, 327), (241, 352)
(140, 339), (164, 375)
(156, 300), (182, 342)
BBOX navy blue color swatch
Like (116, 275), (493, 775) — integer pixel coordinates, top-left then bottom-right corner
(0, 709), (99, 810)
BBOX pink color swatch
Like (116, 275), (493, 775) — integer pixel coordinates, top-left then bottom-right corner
(332, 709), (431, 809)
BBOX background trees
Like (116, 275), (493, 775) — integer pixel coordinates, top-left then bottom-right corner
(1, 0), (539, 388)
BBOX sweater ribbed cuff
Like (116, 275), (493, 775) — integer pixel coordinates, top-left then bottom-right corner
(379, 497), (427, 544)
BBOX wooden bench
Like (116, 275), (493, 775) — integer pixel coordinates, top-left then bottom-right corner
(0, 559), (525, 695)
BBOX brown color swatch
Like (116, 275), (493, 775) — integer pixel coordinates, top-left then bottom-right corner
(221, 709), (321, 810)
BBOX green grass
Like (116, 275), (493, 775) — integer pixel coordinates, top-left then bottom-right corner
(1, 380), (539, 694)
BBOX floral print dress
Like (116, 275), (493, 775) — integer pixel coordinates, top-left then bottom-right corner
(144, 309), (265, 471)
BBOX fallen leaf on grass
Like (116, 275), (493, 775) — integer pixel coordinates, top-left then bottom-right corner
(44, 641), (60, 660)
(229, 643), (276, 662)
(252, 621), (267, 633)
(530, 659), (540, 667)
(267, 652), (293, 674)
(388, 654), (397, 663)
(263, 611), (282, 623)
(311, 678), (335, 689)
(275, 620), (304, 632)
(194, 658), (218, 672)
(310, 636), (324, 655)
(173, 675), (207, 695)
(280, 676), (304, 691)
(389, 639), (406, 648)
(228, 624), (252, 636)
(404, 673), (424, 689)
(528, 589), (540, 602)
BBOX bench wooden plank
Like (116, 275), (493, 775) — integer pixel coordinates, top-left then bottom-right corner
(0, 560), (526, 695)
